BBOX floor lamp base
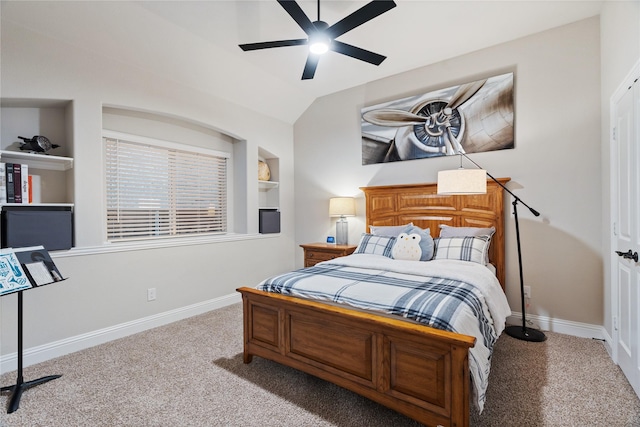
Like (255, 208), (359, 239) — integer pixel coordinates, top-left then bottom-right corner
(504, 325), (547, 342)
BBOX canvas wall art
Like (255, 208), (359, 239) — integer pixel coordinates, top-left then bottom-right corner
(361, 72), (514, 165)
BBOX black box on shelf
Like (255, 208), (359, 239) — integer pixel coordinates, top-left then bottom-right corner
(259, 209), (280, 234)
(1, 206), (73, 251)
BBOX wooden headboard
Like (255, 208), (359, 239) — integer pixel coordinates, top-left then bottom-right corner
(360, 178), (510, 288)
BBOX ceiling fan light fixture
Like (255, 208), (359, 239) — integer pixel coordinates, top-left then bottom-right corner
(309, 41), (329, 54)
(309, 33), (331, 55)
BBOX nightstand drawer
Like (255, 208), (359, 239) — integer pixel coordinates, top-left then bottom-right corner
(300, 243), (358, 268)
(306, 250), (337, 263)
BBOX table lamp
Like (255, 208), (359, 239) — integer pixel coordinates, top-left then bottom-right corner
(329, 197), (356, 245)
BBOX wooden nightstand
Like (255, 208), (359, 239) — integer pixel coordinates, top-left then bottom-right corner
(300, 243), (357, 267)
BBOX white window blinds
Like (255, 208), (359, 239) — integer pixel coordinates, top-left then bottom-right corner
(104, 134), (228, 242)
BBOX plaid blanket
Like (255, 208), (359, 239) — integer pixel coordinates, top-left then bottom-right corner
(256, 254), (511, 412)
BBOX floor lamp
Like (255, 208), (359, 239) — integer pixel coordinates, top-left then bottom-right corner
(437, 153), (546, 342)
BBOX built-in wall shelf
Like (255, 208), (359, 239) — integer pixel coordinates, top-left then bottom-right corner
(0, 150), (73, 171)
(1, 203), (74, 208)
(258, 180), (279, 190)
(1, 99), (75, 248)
(258, 147), (280, 234)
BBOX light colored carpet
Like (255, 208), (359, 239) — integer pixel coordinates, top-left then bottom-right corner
(1, 303), (639, 426)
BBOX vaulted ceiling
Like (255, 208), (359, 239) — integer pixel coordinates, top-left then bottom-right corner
(2, 1), (603, 123)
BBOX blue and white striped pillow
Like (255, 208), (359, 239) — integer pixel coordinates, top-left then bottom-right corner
(354, 234), (396, 258)
(432, 235), (490, 265)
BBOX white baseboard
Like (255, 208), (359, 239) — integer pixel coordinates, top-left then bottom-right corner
(1, 302), (606, 375)
(601, 328), (614, 359)
(0, 293), (241, 374)
(507, 312), (606, 340)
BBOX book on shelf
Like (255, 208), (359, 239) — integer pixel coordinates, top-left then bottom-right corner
(28, 175), (33, 203)
(30, 174), (41, 203)
(13, 163), (21, 203)
(21, 164), (29, 204)
(1, 163), (32, 204)
(6, 163), (15, 203)
(0, 163), (6, 204)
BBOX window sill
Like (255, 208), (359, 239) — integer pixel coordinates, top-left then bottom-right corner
(51, 233), (280, 258)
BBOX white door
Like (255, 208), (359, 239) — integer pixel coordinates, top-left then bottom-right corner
(612, 62), (640, 397)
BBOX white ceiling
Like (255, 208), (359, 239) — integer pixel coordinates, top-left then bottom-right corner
(2, 1), (603, 123)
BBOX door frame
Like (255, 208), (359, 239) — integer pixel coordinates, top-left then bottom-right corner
(610, 58), (640, 391)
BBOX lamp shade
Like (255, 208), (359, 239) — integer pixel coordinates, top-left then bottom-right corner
(437, 169), (487, 195)
(329, 197), (356, 217)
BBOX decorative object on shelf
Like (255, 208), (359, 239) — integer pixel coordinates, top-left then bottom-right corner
(18, 136), (60, 153)
(258, 160), (271, 181)
(437, 151), (545, 342)
(258, 208), (280, 234)
(2, 207), (74, 251)
(329, 197), (356, 245)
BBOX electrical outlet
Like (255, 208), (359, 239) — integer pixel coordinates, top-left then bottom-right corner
(147, 288), (156, 301)
(523, 286), (531, 299)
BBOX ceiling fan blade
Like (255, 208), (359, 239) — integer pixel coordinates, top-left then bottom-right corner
(239, 39), (308, 51)
(302, 54), (320, 80)
(277, 0), (316, 35)
(326, 0), (396, 39)
(331, 41), (386, 65)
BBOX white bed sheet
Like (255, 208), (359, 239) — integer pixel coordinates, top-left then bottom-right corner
(315, 254), (512, 411)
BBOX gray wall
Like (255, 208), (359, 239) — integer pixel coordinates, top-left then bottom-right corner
(294, 18), (604, 327)
(0, 15), (296, 359)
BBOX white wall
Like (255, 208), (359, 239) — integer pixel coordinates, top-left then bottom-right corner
(0, 17), (296, 359)
(294, 18), (604, 327)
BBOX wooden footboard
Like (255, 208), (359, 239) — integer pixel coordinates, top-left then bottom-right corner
(237, 287), (476, 427)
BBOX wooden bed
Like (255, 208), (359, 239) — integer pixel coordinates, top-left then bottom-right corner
(237, 179), (509, 427)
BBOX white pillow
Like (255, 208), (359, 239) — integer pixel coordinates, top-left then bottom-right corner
(439, 225), (495, 264)
(432, 236), (491, 265)
(354, 234), (396, 258)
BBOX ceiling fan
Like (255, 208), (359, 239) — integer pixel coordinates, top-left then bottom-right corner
(239, 0), (397, 80)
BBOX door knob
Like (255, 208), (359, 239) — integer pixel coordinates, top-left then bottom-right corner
(616, 249), (639, 262)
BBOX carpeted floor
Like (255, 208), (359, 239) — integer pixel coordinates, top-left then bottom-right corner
(1, 303), (639, 426)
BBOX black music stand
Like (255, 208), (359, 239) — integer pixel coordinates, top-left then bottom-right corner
(0, 247), (65, 413)
(1, 291), (61, 413)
